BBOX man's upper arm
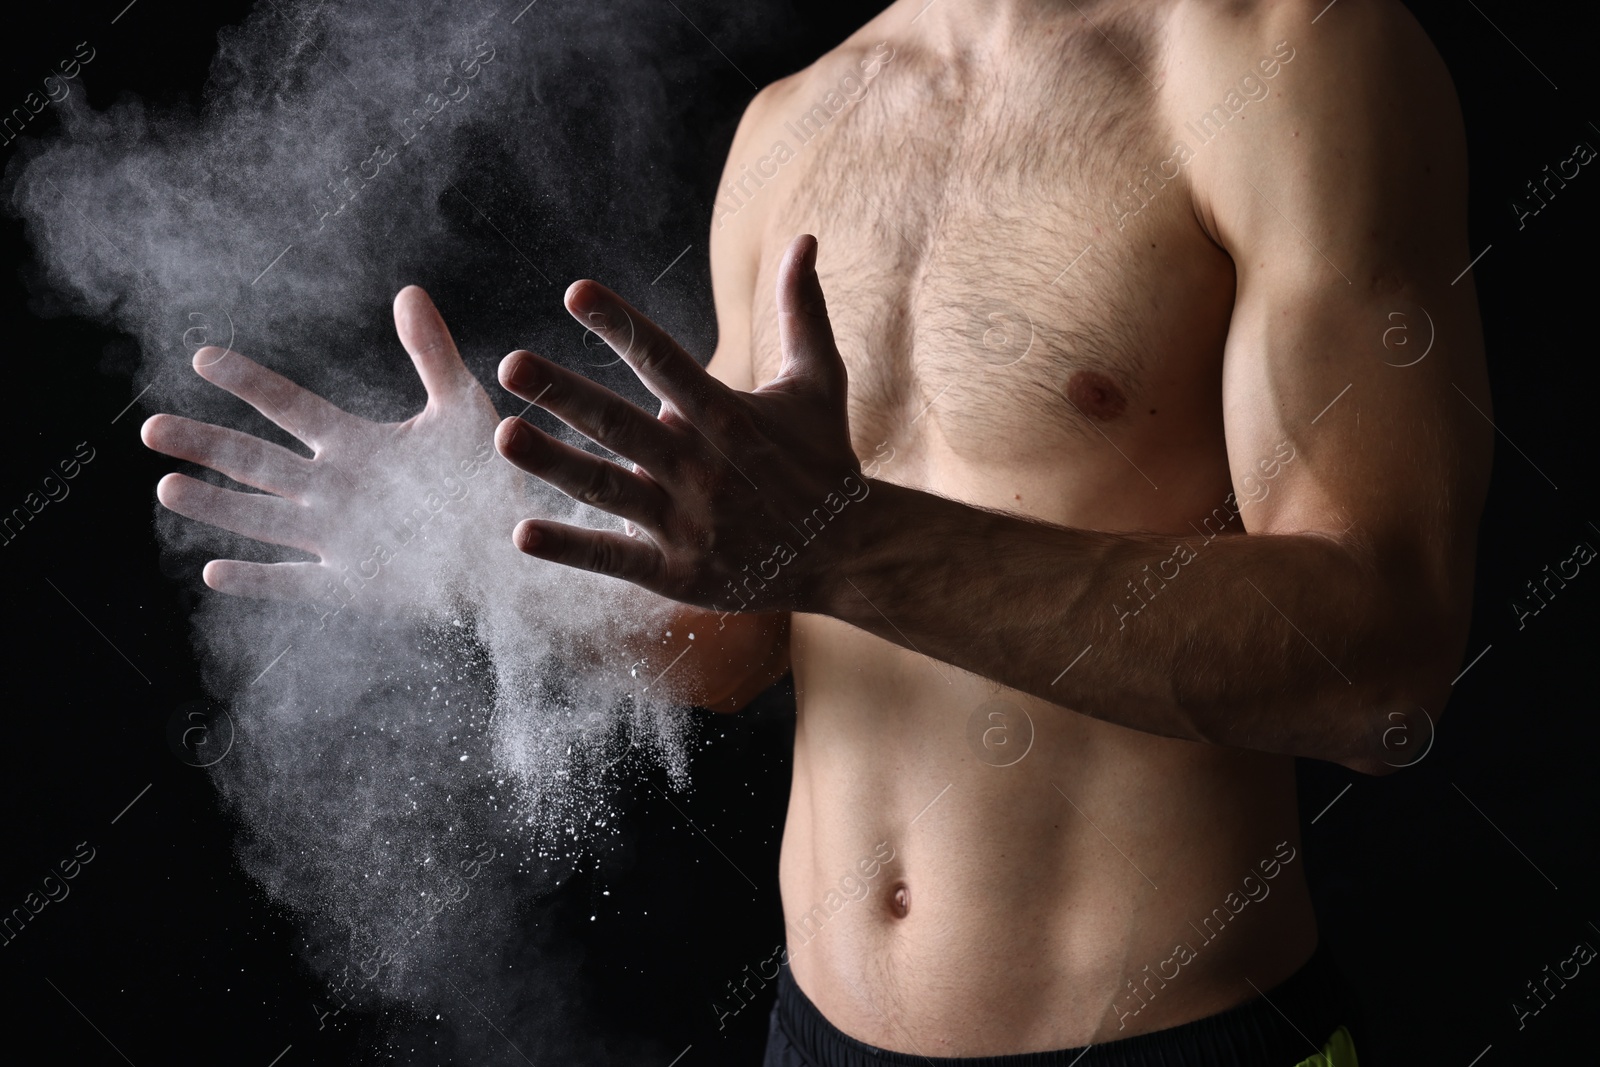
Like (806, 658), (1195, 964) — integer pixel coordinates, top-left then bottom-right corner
(1176, 0), (1493, 698)
(693, 84), (794, 710)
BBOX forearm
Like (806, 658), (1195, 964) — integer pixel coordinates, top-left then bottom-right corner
(531, 577), (788, 713)
(811, 480), (1455, 770)
(606, 594), (788, 713)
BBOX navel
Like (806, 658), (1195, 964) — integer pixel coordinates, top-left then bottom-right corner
(1064, 369), (1128, 421)
(889, 881), (910, 919)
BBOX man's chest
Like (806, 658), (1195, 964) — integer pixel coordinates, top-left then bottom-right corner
(746, 25), (1237, 476)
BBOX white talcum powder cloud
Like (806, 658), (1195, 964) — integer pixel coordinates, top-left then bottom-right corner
(4, 0), (771, 1059)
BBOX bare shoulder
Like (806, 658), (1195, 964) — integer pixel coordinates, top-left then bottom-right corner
(721, 35), (901, 179)
(1161, 0), (1449, 79)
(1158, 0), (1466, 257)
(1158, 0), (1465, 156)
(706, 34), (900, 390)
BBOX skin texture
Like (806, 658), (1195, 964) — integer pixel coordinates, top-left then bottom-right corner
(145, 0), (1491, 1054)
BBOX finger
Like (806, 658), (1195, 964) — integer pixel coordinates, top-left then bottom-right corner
(512, 518), (664, 588)
(202, 559), (327, 601)
(775, 234), (847, 395)
(157, 473), (319, 554)
(393, 285), (479, 405)
(499, 350), (673, 467)
(563, 279), (723, 420)
(192, 346), (356, 451)
(141, 414), (313, 498)
(496, 417), (668, 526)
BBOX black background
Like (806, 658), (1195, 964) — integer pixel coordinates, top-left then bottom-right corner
(0, 1), (1595, 1064)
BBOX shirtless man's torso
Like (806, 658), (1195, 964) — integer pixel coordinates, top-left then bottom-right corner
(692, 0), (1485, 1052)
(143, 0), (1490, 1058)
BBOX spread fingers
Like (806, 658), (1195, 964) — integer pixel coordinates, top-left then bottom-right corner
(191, 347), (356, 450)
(499, 351), (677, 471)
(496, 417), (668, 529)
(157, 473), (319, 555)
(142, 414), (313, 498)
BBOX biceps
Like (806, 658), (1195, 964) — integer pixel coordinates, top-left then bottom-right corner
(1220, 281), (1491, 558)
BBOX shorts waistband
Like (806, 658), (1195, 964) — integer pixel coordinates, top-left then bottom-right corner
(773, 942), (1360, 1067)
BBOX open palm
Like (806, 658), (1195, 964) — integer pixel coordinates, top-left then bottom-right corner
(142, 286), (518, 617)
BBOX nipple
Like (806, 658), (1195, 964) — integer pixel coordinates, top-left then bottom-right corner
(1063, 369), (1128, 421)
(889, 882), (910, 919)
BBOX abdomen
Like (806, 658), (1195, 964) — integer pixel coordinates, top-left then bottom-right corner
(780, 614), (1317, 1053)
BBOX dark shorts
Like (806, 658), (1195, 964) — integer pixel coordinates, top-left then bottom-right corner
(763, 942), (1363, 1067)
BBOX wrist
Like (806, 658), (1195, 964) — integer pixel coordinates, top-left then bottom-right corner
(795, 475), (902, 617)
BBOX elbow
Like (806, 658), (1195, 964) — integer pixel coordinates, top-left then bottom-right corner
(1336, 561), (1469, 775)
(1334, 525), (1480, 774)
(1336, 657), (1456, 777)
(1336, 702), (1435, 777)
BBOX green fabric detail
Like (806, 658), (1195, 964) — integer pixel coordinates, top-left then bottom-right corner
(1292, 1025), (1358, 1067)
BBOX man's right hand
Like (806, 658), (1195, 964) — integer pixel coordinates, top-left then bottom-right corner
(142, 286), (516, 616)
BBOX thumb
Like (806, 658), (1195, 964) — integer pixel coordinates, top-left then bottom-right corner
(775, 235), (847, 396)
(393, 285), (476, 403)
